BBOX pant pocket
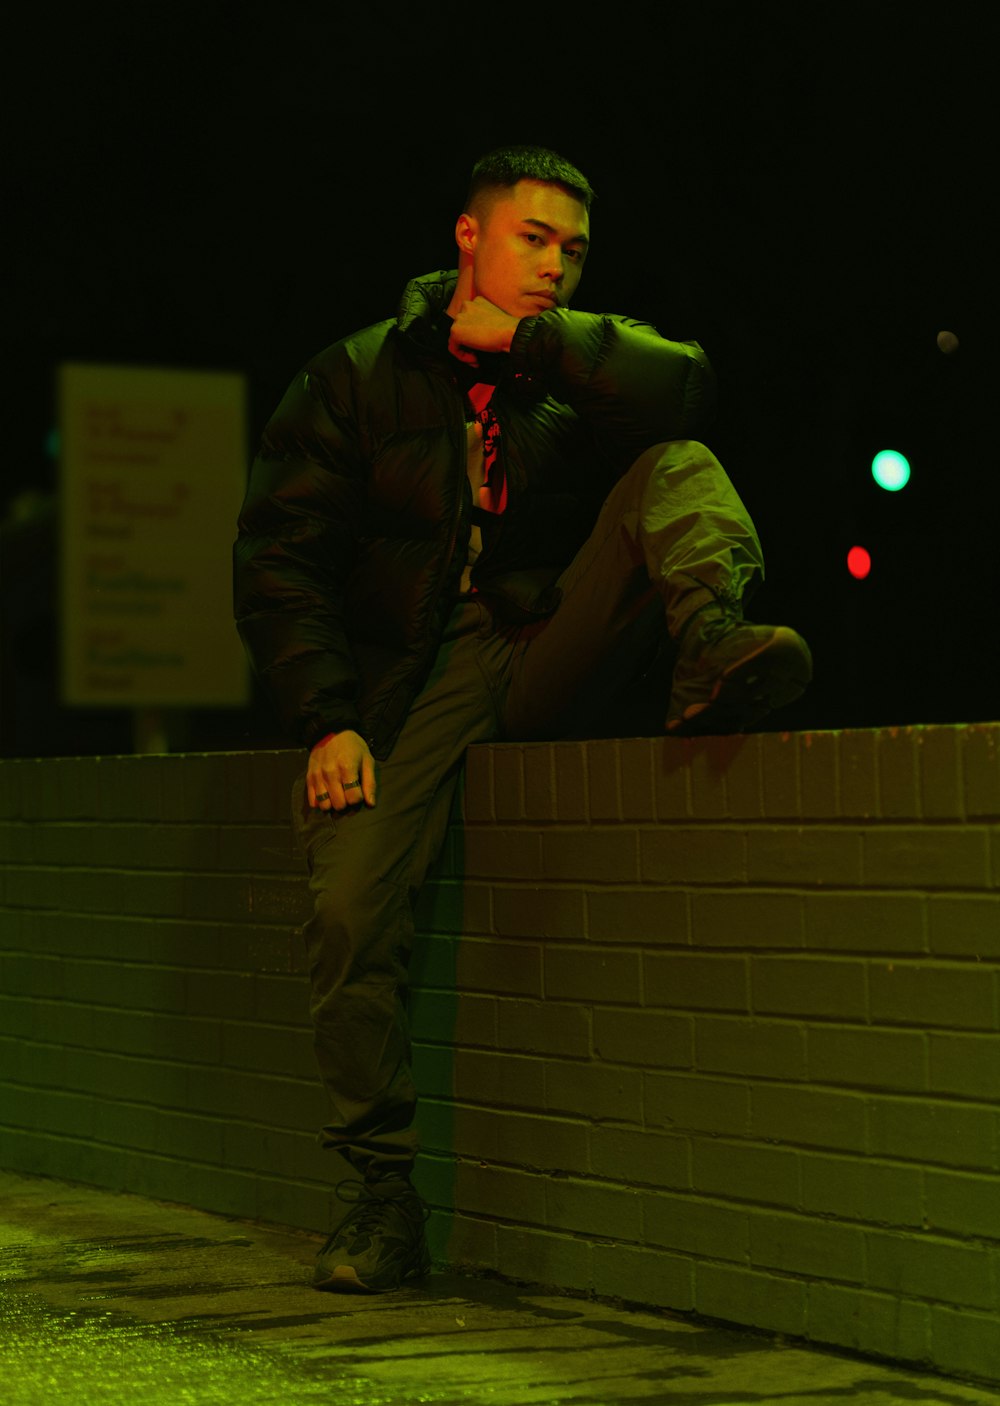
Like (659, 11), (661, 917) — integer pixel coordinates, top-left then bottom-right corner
(291, 772), (338, 869)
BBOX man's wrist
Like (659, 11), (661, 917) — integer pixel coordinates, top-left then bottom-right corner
(496, 316), (518, 353)
(303, 714), (360, 750)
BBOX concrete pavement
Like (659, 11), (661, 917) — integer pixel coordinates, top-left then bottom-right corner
(2, 1170), (998, 1406)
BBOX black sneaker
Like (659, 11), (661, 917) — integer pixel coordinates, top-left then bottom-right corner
(666, 616), (812, 736)
(313, 1178), (431, 1293)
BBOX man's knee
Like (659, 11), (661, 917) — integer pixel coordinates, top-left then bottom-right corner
(642, 439), (710, 460)
(309, 864), (399, 939)
(623, 440), (735, 516)
(628, 439), (715, 478)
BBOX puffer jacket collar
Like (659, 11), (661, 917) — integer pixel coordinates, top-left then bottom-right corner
(395, 269), (458, 358)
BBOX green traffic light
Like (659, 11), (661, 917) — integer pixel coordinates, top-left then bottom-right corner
(871, 449), (910, 492)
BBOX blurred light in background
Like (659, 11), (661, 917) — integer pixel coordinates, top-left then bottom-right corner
(847, 545), (872, 580)
(871, 449), (911, 492)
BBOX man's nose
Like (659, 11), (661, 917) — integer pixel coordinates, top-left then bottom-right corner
(539, 248), (565, 281)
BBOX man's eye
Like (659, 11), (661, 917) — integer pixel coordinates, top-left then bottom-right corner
(566, 248), (583, 263)
(524, 233), (544, 245)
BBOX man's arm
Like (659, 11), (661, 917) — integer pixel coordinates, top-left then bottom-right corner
(514, 308), (715, 449)
(233, 357), (369, 756)
(451, 297), (715, 458)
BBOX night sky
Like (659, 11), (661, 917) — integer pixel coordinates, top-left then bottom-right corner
(4, 2), (995, 753)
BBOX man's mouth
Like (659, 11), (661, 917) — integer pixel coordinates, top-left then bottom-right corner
(527, 292), (557, 308)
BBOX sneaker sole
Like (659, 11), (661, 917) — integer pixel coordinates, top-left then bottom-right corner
(313, 1249), (432, 1294)
(314, 1264), (373, 1293)
(666, 627), (812, 737)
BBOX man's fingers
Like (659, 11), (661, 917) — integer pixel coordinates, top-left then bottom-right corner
(312, 773), (370, 812)
(361, 754), (377, 808)
(341, 776), (364, 806)
(308, 771), (343, 811)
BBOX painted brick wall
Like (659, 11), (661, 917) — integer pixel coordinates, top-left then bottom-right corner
(0, 726), (998, 1385)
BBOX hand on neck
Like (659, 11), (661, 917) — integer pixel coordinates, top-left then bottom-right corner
(445, 266), (476, 320)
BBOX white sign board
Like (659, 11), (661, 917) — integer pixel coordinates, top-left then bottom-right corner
(59, 363), (249, 707)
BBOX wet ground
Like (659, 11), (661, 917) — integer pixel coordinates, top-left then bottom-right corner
(2, 1170), (998, 1406)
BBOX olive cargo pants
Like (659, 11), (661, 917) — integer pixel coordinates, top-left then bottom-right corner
(291, 441), (762, 1178)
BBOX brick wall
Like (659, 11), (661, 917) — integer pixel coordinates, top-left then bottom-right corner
(1, 727), (998, 1385)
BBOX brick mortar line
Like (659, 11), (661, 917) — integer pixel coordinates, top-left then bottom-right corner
(0, 858), (299, 870)
(0, 1050), (984, 1094)
(435, 1135), (996, 1185)
(448, 1161), (1000, 1247)
(3, 989), (998, 1030)
(1, 1009), (318, 1036)
(464, 813), (1000, 822)
(5, 1029), (993, 1099)
(443, 1074), (1000, 1114)
(9, 814), (992, 835)
(0, 820), (293, 829)
(1, 870), (993, 890)
(0, 906), (305, 929)
(0, 1104), (327, 1145)
(460, 817), (1000, 829)
(15, 1062), (997, 1118)
(415, 1194), (999, 1286)
(5, 956), (995, 978)
(0, 1124), (332, 1184)
(482, 878), (995, 893)
(0, 1058), (319, 1087)
(4, 918), (993, 944)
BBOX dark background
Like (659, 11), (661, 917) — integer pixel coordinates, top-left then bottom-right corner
(3, 1), (994, 756)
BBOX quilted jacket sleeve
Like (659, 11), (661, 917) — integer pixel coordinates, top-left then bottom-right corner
(233, 359), (367, 749)
(507, 310), (716, 463)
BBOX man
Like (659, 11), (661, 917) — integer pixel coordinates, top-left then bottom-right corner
(234, 145), (811, 1293)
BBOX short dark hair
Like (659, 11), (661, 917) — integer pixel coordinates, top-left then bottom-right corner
(464, 144), (595, 217)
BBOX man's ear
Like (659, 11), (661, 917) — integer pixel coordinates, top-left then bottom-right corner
(455, 213), (478, 256)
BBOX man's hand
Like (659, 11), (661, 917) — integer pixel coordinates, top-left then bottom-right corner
(449, 297), (519, 367)
(307, 730), (376, 811)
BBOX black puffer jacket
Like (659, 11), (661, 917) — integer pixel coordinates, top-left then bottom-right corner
(234, 269), (715, 758)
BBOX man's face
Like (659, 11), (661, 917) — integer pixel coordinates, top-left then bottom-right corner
(462, 179), (590, 318)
